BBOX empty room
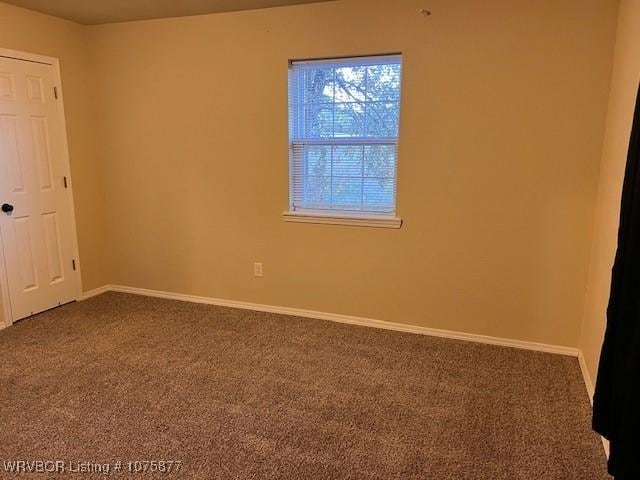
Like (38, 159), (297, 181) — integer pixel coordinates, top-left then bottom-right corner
(1, 0), (639, 478)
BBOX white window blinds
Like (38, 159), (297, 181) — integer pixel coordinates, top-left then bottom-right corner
(288, 54), (403, 214)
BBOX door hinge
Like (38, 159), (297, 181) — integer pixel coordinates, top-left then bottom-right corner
(72, 259), (76, 271)
(53, 86), (58, 99)
(63, 176), (68, 188)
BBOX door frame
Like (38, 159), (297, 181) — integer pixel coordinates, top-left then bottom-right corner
(0, 47), (83, 327)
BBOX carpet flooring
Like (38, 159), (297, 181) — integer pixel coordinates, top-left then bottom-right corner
(0, 292), (607, 479)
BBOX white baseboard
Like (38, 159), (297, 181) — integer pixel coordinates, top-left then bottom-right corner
(578, 351), (610, 458)
(82, 285), (112, 299)
(83, 284), (579, 357)
(578, 351), (595, 403)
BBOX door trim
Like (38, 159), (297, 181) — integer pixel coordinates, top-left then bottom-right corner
(0, 48), (83, 327)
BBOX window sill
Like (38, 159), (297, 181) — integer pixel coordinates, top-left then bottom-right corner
(282, 210), (402, 229)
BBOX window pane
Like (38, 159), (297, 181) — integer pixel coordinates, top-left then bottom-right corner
(334, 102), (364, 137)
(304, 176), (331, 205)
(332, 177), (362, 207)
(304, 103), (334, 138)
(366, 64), (401, 101)
(304, 68), (335, 104)
(366, 102), (400, 137)
(335, 66), (366, 102)
(364, 145), (396, 178)
(363, 178), (395, 210)
(333, 145), (363, 177)
(306, 145), (331, 176)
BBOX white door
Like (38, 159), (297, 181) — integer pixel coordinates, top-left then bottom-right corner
(0, 55), (78, 322)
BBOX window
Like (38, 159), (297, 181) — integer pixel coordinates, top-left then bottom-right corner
(284, 54), (403, 228)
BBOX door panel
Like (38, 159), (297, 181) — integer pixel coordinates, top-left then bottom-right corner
(26, 76), (44, 103)
(31, 116), (54, 191)
(0, 56), (77, 321)
(42, 211), (64, 284)
(0, 115), (25, 192)
(13, 216), (38, 291)
(0, 73), (14, 99)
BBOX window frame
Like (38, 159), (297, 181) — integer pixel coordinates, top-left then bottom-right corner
(283, 54), (403, 229)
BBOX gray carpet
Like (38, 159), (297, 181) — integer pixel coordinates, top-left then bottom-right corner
(0, 292), (608, 479)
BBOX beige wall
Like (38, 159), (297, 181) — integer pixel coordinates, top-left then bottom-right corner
(0, 0), (622, 349)
(87, 0), (617, 347)
(0, 2), (108, 325)
(580, 0), (640, 382)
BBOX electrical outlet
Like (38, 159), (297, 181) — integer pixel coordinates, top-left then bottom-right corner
(254, 262), (263, 277)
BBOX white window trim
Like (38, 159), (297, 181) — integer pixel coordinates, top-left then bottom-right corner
(282, 210), (402, 229)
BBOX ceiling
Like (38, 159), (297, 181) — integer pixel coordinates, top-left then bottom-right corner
(3, 0), (335, 25)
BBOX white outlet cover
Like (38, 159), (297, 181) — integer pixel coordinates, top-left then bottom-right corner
(254, 263), (263, 277)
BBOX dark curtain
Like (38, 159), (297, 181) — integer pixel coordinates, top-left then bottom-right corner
(593, 84), (640, 479)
